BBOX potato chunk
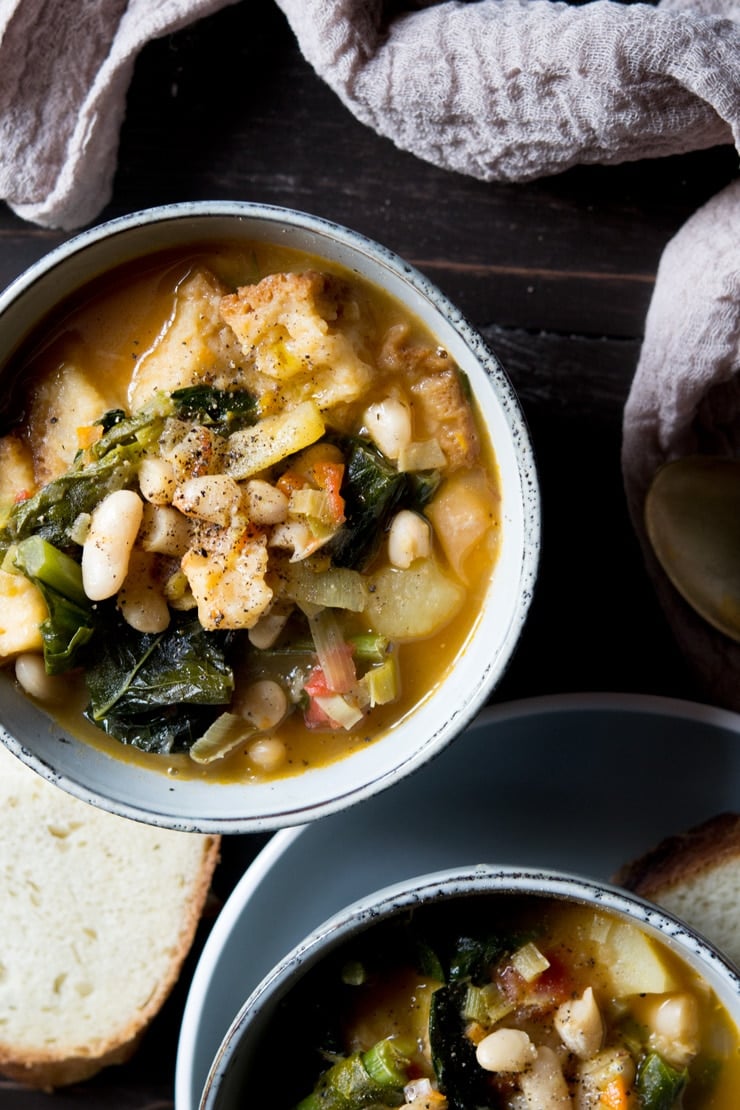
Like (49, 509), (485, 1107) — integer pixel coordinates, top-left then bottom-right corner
(25, 364), (111, 485)
(0, 434), (35, 503)
(0, 570), (46, 658)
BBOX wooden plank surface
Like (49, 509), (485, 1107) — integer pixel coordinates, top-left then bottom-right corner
(0, 0), (736, 1106)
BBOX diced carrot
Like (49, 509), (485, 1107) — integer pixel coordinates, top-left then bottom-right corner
(600, 1077), (628, 1110)
(13, 489), (31, 503)
(313, 460), (346, 523)
(276, 470), (307, 497)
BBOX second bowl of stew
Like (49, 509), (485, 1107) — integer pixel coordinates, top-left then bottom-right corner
(200, 864), (740, 1110)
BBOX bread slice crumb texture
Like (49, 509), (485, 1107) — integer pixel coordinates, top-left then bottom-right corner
(0, 743), (220, 1087)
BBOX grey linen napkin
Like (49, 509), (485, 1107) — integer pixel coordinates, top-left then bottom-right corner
(2, 0), (740, 702)
(622, 178), (740, 711)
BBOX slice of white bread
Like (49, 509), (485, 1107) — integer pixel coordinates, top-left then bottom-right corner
(615, 812), (740, 971)
(0, 742), (220, 1089)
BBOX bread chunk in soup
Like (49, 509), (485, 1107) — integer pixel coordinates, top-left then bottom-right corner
(0, 242), (500, 782)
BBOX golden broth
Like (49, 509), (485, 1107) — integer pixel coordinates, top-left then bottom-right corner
(0, 241), (500, 782)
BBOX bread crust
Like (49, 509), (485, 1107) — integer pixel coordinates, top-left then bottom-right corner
(614, 812), (740, 894)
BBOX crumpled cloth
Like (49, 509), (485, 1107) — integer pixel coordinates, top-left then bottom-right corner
(2, 0), (740, 229)
(622, 178), (740, 711)
(2, 0), (740, 702)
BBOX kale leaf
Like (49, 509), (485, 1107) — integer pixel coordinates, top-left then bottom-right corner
(328, 437), (441, 570)
(171, 385), (258, 435)
(84, 614), (235, 754)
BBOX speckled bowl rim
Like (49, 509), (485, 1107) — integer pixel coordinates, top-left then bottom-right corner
(200, 862), (740, 1109)
(0, 201), (540, 832)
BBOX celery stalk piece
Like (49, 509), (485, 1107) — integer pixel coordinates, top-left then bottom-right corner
(14, 535), (88, 607)
(12, 535), (95, 673)
(295, 1038), (410, 1110)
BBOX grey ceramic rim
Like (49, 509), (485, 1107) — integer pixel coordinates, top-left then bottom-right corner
(200, 863), (740, 1108)
(0, 202), (540, 832)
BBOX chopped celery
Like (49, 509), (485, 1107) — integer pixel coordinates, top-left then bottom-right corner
(189, 712), (255, 764)
(361, 654), (399, 707)
(462, 984), (490, 1024)
(341, 960), (367, 986)
(461, 981), (514, 1026)
(362, 1039), (412, 1088)
(511, 941), (550, 982)
(12, 536), (95, 673)
(350, 633), (390, 662)
(295, 1038), (410, 1110)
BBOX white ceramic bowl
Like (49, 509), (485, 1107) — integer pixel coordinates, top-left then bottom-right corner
(200, 863), (740, 1109)
(0, 202), (539, 832)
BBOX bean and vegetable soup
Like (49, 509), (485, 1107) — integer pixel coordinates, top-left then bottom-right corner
(252, 896), (740, 1109)
(0, 242), (500, 781)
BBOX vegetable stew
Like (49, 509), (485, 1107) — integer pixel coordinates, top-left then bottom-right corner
(251, 895), (740, 1109)
(0, 241), (500, 782)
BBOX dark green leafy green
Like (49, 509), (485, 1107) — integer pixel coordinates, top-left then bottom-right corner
(637, 1052), (688, 1110)
(83, 614), (234, 754)
(171, 385), (257, 434)
(448, 934), (509, 986)
(429, 983), (488, 1110)
(328, 437), (440, 570)
(0, 397), (169, 556)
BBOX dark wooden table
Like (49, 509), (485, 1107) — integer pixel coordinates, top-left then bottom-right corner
(1, 2), (738, 1107)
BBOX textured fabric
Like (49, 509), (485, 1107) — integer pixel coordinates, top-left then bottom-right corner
(0, 0), (236, 229)
(274, 0), (740, 182)
(622, 179), (740, 709)
(1, 0), (739, 228)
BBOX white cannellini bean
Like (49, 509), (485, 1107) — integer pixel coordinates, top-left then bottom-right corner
(139, 503), (192, 557)
(247, 736), (287, 773)
(243, 479), (289, 525)
(554, 987), (605, 1059)
(476, 1028), (536, 1073)
(14, 653), (65, 703)
(519, 1046), (572, 1108)
(364, 396), (412, 460)
(173, 475), (243, 526)
(117, 549), (171, 634)
(235, 679), (288, 731)
(138, 456), (177, 504)
(647, 993), (700, 1067)
(387, 509), (432, 569)
(82, 489), (144, 601)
